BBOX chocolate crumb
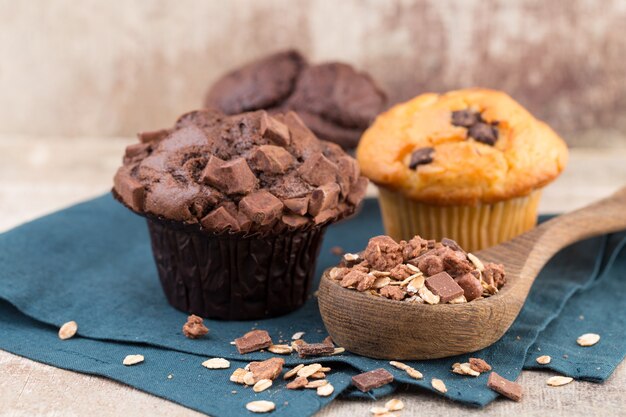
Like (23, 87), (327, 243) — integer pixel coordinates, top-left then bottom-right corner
(234, 330), (272, 354)
(469, 358), (492, 373)
(182, 315), (209, 339)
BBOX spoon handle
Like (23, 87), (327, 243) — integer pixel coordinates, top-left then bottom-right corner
(479, 186), (626, 280)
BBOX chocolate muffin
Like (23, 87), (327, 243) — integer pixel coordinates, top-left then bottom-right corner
(204, 50), (386, 149)
(113, 109), (368, 320)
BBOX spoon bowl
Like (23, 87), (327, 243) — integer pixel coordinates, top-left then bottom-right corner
(317, 186), (626, 359)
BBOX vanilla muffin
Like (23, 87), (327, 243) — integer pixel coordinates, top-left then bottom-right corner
(357, 88), (568, 251)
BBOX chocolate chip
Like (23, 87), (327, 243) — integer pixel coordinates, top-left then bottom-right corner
(425, 272), (464, 303)
(468, 122), (498, 145)
(282, 214), (309, 228)
(201, 156), (258, 195)
(451, 110), (480, 128)
(239, 190), (284, 226)
(137, 128), (169, 143)
(260, 112), (291, 146)
(308, 183), (341, 216)
(487, 372), (523, 401)
(408, 147), (435, 170)
(298, 152), (338, 186)
(283, 196), (309, 216)
(200, 206), (240, 232)
(234, 330), (273, 354)
(113, 169), (145, 212)
(248, 145), (295, 174)
(351, 368), (394, 392)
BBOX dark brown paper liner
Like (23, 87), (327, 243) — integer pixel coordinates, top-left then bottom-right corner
(146, 218), (326, 320)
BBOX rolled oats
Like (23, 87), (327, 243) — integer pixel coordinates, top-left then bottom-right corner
(253, 379), (272, 392)
(283, 364), (304, 379)
(384, 398), (404, 411)
(268, 344), (293, 354)
(230, 368), (247, 383)
(467, 253), (485, 271)
(406, 367), (423, 380)
(305, 379), (328, 388)
(201, 358), (230, 369)
(372, 277), (391, 289)
(536, 355), (551, 365)
(389, 360), (411, 371)
(332, 347), (345, 355)
(343, 253), (360, 262)
(577, 333), (600, 347)
(243, 371), (256, 386)
(369, 406), (389, 415)
(246, 400), (275, 413)
(122, 354), (144, 366)
(317, 383), (334, 397)
(297, 363), (323, 378)
(419, 286), (440, 305)
(547, 376), (574, 386)
(58, 321), (78, 340)
(291, 331), (305, 340)
(448, 295), (468, 304)
(310, 371), (326, 379)
(431, 378), (447, 393)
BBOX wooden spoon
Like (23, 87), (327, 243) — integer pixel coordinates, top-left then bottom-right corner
(318, 186), (626, 360)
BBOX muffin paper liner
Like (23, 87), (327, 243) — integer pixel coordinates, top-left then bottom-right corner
(147, 218), (326, 320)
(377, 187), (542, 252)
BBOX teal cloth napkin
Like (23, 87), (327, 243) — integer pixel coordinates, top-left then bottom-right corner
(0, 194), (624, 416)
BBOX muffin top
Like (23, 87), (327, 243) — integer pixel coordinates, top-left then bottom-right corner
(204, 50), (387, 149)
(357, 88), (569, 205)
(113, 109), (368, 235)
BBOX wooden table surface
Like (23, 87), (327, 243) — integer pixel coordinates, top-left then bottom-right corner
(1, 135), (625, 417)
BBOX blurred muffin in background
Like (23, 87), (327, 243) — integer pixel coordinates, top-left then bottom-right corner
(204, 50), (386, 149)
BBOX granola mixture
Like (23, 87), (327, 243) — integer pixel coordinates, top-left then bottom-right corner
(328, 235), (505, 304)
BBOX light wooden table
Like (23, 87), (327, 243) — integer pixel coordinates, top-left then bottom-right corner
(1, 135), (625, 417)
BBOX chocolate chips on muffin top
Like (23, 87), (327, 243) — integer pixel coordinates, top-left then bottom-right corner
(113, 109), (368, 235)
(408, 147), (435, 170)
(329, 234), (505, 304)
(205, 50), (386, 149)
(451, 109), (499, 146)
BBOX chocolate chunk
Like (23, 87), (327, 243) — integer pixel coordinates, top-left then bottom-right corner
(451, 109), (480, 128)
(124, 142), (151, 162)
(282, 214), (310, 228)
(234, 329), (272, 354)
(137, 128), (169, 143)
(469, 358), (492, 373)
(298, 342), (335, 358)
(313, 208), (339, 225)
(239, 190), (284, 226)
(200, 206), (240, 232)
(337, 156), (360, 196)
(362, 236), (404, 271)
(441, 238), (464, 253)
(417, 255), (444, 277)
(160, 125), (208, 151)
(468, 122), (498, 145)
(248, 357), (285, 381)
(248, 145), (295, 174)
(455, 273), (484, 301)
(487, 372), (523, 401)
(260, 112), (291, 146)
(182, 314), (209, 339)
(408, 147), (435, 169)
(113, 169), (145, 212)
(351, 368), (394, 392)
(283, 196), (309, 215)
(308, 183), (341, 216)
(298, 153), (338, 186)
(425, 272), (464, 303)
(483, 262), (506, 288)
(201, 156), (258, 195)
(379, 285), (406, 300)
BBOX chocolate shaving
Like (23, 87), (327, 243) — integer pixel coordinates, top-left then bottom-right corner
(408, 147), (435, 169)
(352, 368), (394, 392)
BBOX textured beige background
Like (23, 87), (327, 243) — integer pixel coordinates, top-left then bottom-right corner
(1, 0), (626, 146)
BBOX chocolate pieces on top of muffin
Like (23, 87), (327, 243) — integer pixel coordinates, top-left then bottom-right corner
(113, 109), (368, 236)
(204, 50), (387, 149)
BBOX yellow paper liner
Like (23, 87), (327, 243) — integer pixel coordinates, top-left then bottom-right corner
(377, 187), (542, 252)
